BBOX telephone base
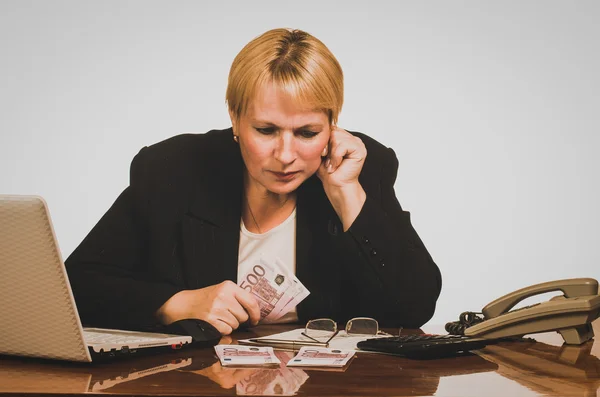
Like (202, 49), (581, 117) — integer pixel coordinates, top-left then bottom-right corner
(558, 323), (594, 345)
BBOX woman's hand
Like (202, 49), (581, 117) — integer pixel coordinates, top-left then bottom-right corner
(156, 281), (261, 335)
(317, 127), (367, 231)
(318, 127), (367, 187)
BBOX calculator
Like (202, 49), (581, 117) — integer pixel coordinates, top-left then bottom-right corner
(356, 334), (497, 359)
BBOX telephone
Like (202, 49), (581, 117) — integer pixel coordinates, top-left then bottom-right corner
(451, 278), (600, 344)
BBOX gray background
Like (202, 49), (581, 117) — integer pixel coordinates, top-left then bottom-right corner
(1, 0), (598, 326)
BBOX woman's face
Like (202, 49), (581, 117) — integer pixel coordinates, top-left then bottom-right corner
(232, 82), (330, 196)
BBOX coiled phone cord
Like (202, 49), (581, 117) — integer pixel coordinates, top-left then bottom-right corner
(445, 311), (485, 335)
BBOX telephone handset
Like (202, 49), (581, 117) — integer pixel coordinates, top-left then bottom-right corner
(460, 278), (600, 344)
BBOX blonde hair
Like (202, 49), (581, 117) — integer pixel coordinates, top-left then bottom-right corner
(226, 28), (344, 125)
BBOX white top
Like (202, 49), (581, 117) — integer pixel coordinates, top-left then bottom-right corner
(238, 208), (298, 324)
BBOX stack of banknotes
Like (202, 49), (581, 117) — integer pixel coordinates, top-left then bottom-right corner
(215, 345), (355, 368)
(238, 257), (309, 322)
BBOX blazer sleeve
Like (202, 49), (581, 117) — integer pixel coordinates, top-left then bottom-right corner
(65, 148), (183, 331)
(342, 146), (442, 328)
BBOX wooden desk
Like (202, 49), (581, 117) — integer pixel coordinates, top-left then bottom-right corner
(1, 320), (598, 396)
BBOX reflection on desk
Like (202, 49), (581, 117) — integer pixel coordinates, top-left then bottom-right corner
(0, 345), (498, 396)
(186, 350), (309, 395)
(0, 320), (598, 396)
(0, 359), (92, 394)
(172, 349), (498, 396)
(477, 339), (600, 396)
(0, 353), (195, 394)
(91, 357), (192, 391)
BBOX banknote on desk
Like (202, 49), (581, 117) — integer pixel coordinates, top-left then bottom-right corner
(286, 347), (356, 368)
(215, 345), (281, 366)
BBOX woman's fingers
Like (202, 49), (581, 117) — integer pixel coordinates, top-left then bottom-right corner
(326, 128), (366, 173)
(233, 287), (261, 325)
(212, 281), (260, 332)
(158, 280), (261, 336)
(212, 319), (234, 336)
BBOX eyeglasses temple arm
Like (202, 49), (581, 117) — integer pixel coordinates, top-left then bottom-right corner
(325, 330), (340, 346)
(301, 332), (323, 343)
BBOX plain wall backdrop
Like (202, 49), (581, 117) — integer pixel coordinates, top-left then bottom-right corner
(1, 0), (598, 326)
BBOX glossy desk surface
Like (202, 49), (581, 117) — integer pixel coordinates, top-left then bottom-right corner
(1, 320), (598, 397)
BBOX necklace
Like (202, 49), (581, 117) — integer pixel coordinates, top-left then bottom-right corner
(245, 195), (293, 234)
(246, 201), (262, 234)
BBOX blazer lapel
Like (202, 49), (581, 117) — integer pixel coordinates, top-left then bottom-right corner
(180, 134), (243, 289)
(295, 181), (313, 289)
(295, 175), (343, 321)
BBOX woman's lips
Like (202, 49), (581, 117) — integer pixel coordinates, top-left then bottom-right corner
(270, 171), (299, 181)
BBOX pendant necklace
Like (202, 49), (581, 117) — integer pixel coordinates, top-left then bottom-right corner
(245, 196), (291, 234)
(246, 201), (262, 234)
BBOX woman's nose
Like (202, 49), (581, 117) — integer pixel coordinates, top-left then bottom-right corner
(274, 134), (296, 165)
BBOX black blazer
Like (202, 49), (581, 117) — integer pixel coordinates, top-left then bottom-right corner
(65, 128), (441, 331)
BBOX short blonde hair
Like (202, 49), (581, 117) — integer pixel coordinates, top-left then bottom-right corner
(226, 28), (344, 125)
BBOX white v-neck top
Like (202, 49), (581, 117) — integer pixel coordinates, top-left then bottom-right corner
(237, 208), (298, 323)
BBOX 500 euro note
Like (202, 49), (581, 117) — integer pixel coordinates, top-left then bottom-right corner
(239, 257), (309, 322)
(215, 345), (281, 366)
(287, 347), (355, 367)
(238, 259), (293, 319)
(263, 258), (309, 322)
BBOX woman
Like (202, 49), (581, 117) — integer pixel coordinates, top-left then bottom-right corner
(65, 28), (441, 335)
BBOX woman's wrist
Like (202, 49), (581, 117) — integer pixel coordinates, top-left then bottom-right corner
(324, 182), (367, 231)
(156, 289), (190, 325)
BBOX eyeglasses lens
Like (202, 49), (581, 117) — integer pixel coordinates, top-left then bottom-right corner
(346, 318), (379, 335)
(305, 318), (337, 339)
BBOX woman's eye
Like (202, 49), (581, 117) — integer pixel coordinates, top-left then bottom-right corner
(299, 130), (318, 138)
(255, 127), (275, 135)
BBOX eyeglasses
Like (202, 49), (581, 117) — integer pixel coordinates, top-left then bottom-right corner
(301, 317), (391, 346)
(246, 317), (393, 350)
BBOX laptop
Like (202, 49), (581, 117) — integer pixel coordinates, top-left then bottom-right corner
(0, 195), (192, 362)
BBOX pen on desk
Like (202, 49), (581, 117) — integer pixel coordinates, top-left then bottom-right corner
(247, 338), (329, 349)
